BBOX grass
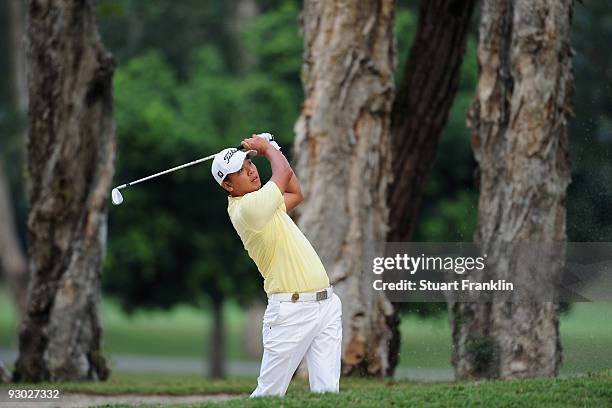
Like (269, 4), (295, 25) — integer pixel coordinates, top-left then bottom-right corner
(100, 300), (249, 360)
(0, 373), (255, 395)
(397, 303), (612, 374)
(1, 286), (612, 374)
(211, 371), (612, 408)
(0, 371), (610, 407)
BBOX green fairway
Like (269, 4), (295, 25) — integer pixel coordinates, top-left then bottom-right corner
(1, 286), (611, 374)
(0, 371), (610, 407)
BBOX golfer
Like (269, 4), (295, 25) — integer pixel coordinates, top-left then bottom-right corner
(211, 135), (342, 397)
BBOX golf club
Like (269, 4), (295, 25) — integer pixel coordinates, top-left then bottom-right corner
(111, 143), (246, 206)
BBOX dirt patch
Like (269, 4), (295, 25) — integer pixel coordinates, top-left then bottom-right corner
(3, 392), (244, 407)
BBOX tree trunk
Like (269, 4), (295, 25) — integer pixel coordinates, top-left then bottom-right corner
(449, 0), (573, 380)
(385, 0), (477, 376)
(293, 0), (395, 376)
(0, 161), (28, 319)
(13, 0), (116, 382)
(209, 298), (225, 378)
(388, 0), (477, 242)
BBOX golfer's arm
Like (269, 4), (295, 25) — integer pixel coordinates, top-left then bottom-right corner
(283, 171), (303, 211)
(265, 146), (292, 194)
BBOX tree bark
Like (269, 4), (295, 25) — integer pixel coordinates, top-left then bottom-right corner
(293, 0), (395, 376)
(449, 0), (573, 380)
(385, 0), (477, 376)
(0, 161), (28, 319)
(388, 0), (477, 242)
(13, 0), (116, 382)
(209, 298), (225, 378)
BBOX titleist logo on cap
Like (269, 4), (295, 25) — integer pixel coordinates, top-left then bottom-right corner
(224, 149), (238, 164)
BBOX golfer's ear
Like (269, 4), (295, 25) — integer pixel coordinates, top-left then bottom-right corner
(222, 179), (233, 192)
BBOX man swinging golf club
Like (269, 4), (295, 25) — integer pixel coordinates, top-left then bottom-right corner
(211, 134), (342, 397)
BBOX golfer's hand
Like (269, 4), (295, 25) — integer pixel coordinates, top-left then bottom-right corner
(241, 135), (272, 156)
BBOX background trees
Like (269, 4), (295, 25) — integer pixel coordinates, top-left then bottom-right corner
(0, 0), (610, 383)
(386, 0), (477, 374)
(13, 0), (116, 382)
(101, 3), (303, 377)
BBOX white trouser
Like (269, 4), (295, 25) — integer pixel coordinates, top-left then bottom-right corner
(250, 292), (343, 397)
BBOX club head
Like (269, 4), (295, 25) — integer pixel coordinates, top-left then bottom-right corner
(111, 188), (124, 205)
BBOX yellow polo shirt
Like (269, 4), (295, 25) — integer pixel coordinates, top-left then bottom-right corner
(227, 180), (330, 294)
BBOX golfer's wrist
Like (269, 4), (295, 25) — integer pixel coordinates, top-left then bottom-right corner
(262, 144), (277, 158)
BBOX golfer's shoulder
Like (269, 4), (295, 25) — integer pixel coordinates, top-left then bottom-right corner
(236, 181), (283, 229)
(226, 198), (240, 221)
(242, 181), (283, 206)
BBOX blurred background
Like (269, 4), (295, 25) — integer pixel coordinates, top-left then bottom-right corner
(1, 0), (611, 380)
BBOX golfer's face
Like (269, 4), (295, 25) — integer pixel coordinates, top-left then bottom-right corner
(228, 159), (261, 195)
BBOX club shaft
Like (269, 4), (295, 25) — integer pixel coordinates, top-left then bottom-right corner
(118, 154), (216, 189)
(115, 144), (247, 190)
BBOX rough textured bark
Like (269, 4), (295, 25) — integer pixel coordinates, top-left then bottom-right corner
(13, 0), (116, 382)
(293, 0), (395, 376)
(0, 162), (28, 319)
(388, 0), (477, 242)
(449, 0), (573, 380)
(385, 0), (477, 376)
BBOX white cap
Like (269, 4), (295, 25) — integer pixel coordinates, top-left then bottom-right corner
(211, 148), (257, 186)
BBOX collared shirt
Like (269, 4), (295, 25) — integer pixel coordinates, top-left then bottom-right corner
(227, 181), (330, 294)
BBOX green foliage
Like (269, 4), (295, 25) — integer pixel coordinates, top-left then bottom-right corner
(418, 191), (478, 242)
(97, 0), (238, 76)
(567, 2), (612, 241)
(106, 49), (259, 311)
(394, 6), (418, 85)
(104, 4), (304, 311)
(243, 1), (303, 82)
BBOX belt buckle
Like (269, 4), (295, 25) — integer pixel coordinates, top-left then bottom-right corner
(316, 290), (327, 301)
(291, 292), (299, 302)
